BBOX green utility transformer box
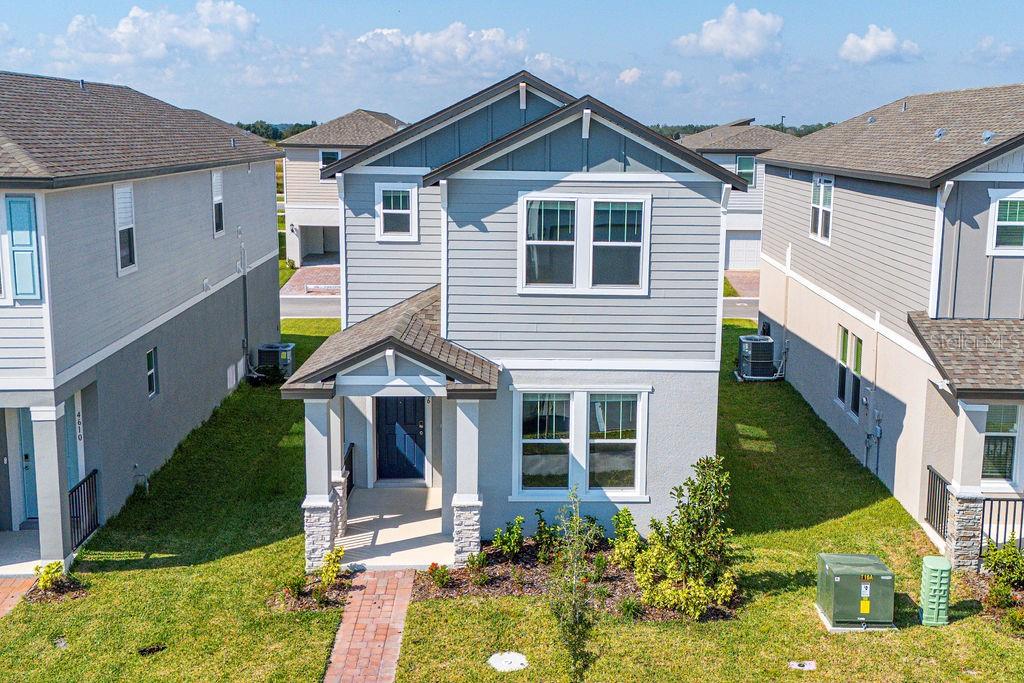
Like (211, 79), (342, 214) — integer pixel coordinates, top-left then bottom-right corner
(816, 554), (895, 630)
(919, 555), (951, 626)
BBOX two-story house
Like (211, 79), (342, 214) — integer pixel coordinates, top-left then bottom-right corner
(281, 71), (746, 570)
(757, 83), (1024, 569)
(280, 109), (404, 268)
(0, 71), (281, 573)
(678, 119), (795, 270)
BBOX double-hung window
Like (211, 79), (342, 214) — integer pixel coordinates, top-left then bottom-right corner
(113, 183), (137, 276)
(809, 173), (833, 243)
(374, 182), (418, 242)
(520, 392), (571, 489)
(146, 347), (159, 398)
(836, 325), (862, 416)
(588, 393), (639, 490)
(518, 193), (651, 295)
(212, 170), (224, 237)
(983, 405), (1019, 481)
(320, 150), (341, 183)
(735, 155), (756, 186)
(987, 189), (1024, 256)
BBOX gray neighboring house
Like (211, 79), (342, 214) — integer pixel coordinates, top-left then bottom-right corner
(280, 110), (404, 267)
(678, 119), (795, 269)
(757, 83), (1024, 569)
(0, 71), (281, 573)
(281, 71), (747, 569)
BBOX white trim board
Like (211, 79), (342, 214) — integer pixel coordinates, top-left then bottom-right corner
(344, 166), (432, 176)
(450, 171), (711, 183)
(496, 357), (719, 371)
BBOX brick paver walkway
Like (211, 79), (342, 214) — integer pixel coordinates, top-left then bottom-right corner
(280, 265), (341, 297)
(0, 578), (33, 618)
(724, 269), (760, 298)
(324, 570), (414, 683)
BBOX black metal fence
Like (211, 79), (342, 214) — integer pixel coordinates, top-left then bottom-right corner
(925, 466), (949, 541)
(344, 442), (354, 497)
(980, 497), (1024, 560)
(69, 469), (99, 549)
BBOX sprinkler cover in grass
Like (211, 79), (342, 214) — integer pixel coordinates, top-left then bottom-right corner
(488, 652), (528, 672)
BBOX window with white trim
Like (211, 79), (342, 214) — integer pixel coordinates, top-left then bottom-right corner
(211, 170), (224, 237)
(320, 150), (341, 182)
(146, 347), (159, 398)
(836, 325), (862, 415)
(809, 173), (833, 243)
(983, 405), (1019, 481)
(588, 393), (638, 490)
(374, 182), (418, 242)
(988, 190), (1024, 255)
(735, 155), (755, 187)
(520, 392), (571, 489)
(518, 193), (651, 295)
(113, 182), (137, 275)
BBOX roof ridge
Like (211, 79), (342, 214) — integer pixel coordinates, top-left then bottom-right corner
(0, 69), (134, 90)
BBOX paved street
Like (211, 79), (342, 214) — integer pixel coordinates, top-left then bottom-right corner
(280, 296), (341, 318)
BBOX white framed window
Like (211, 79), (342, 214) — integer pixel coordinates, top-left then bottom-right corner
(983, 404), (1020, 482)
(511, 386), (649, 501)
(319, 150), (342, 183)
(835, 325), (862, 417)
(211, 170), (224, 237)
(987, 189), (1024, 256)
(113, 182), (137, 276)
(146, 347), (159, 398)
(809, 173), (833, 244)
(374, 182), (419, 242)
(516, 192), (651, 296)
(735, 155), (756, 187)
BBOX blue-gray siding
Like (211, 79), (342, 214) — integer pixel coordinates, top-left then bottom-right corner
(0, 306), (47, 378)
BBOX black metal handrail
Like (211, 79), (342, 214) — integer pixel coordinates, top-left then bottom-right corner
(980, 497), (1024, 565)
(925, 466), (950, 542)
(343, 442), (354, 497)
(69, 469), (99, 549)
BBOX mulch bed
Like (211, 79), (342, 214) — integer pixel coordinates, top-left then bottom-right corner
(268, 571), (356, 612)
(23, 577), (87, 605)
(412, 540), (728, 622)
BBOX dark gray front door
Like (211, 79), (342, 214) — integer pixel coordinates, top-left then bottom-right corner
(375, 397), (426, 479)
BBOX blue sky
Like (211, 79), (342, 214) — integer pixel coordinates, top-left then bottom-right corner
(1, 1), (1021, 126)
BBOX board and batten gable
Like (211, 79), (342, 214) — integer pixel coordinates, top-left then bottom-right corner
(760, 165), (935, 337)
(445, 177), (722, 359)
(45, 161), (278, 374)
(342, 172), (442, 324)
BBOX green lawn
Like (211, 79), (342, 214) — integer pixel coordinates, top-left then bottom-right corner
(0, 319), (340, 681)
(723, 276), (740, 298)
(396, 320), (1024, 682)
(279, 230), (295, 287)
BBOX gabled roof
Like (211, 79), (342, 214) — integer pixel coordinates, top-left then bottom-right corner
(320, 71), (576, 178)
(679, 119), (796, 153)
(760, 82), (1024, 188)
(279, 109), (405, 148)
(421, 96), (748, 190)
(0, 70), (281, 188)
(281, 286), (499, 400)
(908, 311), (1024, 400)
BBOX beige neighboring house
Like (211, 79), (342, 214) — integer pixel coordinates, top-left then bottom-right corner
(280, 110), (404, 267)
(678, 119), (796, 269)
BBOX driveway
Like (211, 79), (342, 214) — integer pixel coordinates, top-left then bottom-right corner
(281, 264), (341, 319)
(724, 269), (759, 298)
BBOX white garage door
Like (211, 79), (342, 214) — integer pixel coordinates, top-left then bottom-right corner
(725, 230), (761, 270)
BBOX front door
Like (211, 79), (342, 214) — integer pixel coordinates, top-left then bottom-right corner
(18, 408), (37, 518)
(375, 397), (426, 480)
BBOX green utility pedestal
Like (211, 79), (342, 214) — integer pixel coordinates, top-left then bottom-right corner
(919, 555), (951, 626)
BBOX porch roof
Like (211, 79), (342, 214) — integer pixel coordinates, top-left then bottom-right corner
(281, 286), (499, 400)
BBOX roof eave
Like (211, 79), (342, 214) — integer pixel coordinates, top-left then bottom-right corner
(279, 380), (335, 400)
(37, 152), (284, 190)
(759, 157), (934, 189)
(278, 142), (365, 150)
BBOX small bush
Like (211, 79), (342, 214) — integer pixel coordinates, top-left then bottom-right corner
(619, 597), (643, 621)
(427, 562), (451, 589)
(610, 508), (645, 569)
(286, 258), (296, 270)
(493, 516), (525, 559)
(1006, 607), (1024, 632)
(582, 515), (605, 550)
(593, 585), (611, 608)
(35, 562), (66, 593)
(466, 552), (488, 586)
(320, 548), (345, 588)
(987, 578), (1017, 609)
(984, 537), (1024, 589)
(591, 554), (608, 583)
(533, 509), (562, 564)
(284, 573), (306, 598)
(510, 566), (525, 591)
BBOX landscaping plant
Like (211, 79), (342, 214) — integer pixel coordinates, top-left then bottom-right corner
(427, 562), (452, 589)
(35, 562), (68, 593)
(493, 515), (526, 559)
(983, 536), (1024, 589)
(533, 508), (562, 563)
(466, 552), (488, 587)
(618, 597), (643, 621)
(590, 554), (608, 583)
(549, 491), (602, 683)
(319, 548), (345, 588)
(610, 507), (645, 569)
(1006, 607), (1024, 633)
(987, 579), (1017, 609)
(633, 455), (737, 619)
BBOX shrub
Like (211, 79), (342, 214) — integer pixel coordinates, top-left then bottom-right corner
(533, 508), (562, 564)
(583, 515), (605, 550)
(633, 455), (737, 619)
(593, 585), (611, 608)
(284, 573), (306, 598)
(320, 548), (345, 588)
(427, 562), (451, 589)
(493, 516), (525, 559)
(1006, 607), (1024, 632)
(510, 566), (526, 591)
(590, 554), (608, 583)
(35, 562), (66, 593)
(466, 552), (488, 586)
(983, 536), (1024, 589)
(987, 578), (1017, 609)
(610, 508), (645, 569)
(619, 597), (643, 621)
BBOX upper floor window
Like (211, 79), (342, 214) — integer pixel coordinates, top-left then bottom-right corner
(374, 182), (419, 242)
(320, 150), (342, 183)
(736, 155), (756, 187)
(211, 170), (224, 237)
(983, 404), (1019, 481)
(836, 325), (862, 416)
(146, 347), (160, 398)
(517, 193), (651, 296)
(809, 173), (833, 244)
(113, 183), (137, 276)
(988, 189), (1024, 256)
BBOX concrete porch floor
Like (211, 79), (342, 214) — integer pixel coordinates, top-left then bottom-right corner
(338, 487), (453, 570)
(0, 531), (40, 577)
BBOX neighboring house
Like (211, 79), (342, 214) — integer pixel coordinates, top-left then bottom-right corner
(280, 110), (404, 267)
(282, 71), (746, 569)
(678, 119), (795, 270)
(0, 71), (281, 571)
(757, 83), (1024, 569)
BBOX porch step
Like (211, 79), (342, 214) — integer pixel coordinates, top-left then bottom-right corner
(18, 520), (38, 531)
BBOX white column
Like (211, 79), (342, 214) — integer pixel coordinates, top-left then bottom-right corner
(31, 403), (73, 566)
(951, 401), (987, 496)
(452, 399), (482, 566)
(329, 396), (344, 483)
(302, 398), (337, 571)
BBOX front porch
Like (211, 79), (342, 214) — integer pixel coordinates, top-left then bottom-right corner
(338, 487), (453, 570)
(0, 531), (39, 577)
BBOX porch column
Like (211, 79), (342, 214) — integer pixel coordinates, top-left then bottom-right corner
(31, 404), (73, 567)
(302, 398), (338, 571)
(329, 396), (344, 483)
(945, 401), (987, 570)
(452, 399), (482, 566)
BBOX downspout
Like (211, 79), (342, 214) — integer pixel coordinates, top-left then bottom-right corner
(240, 240), (251, 369)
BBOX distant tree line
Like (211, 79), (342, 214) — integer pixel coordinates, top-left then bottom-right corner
(235, 120), (319, 141)
(650, 121), (834, 139)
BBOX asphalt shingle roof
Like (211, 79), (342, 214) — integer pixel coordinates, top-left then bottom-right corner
(760, 83), (1024, 187)
(0, 70), (281, 186)
(679, 120), (796, 153)
(908, 311), (1024, 399)
(279, 109), (405, 147)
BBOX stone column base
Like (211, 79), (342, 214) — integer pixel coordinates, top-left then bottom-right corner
(944, 488), (983, 571)
(303, 491), (339, 572)
(332, 473), (349, 540)
(452, 494), (482, 567)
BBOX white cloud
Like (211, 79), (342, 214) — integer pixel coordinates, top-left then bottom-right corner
(965, 35), (1015, 64)
(838, 25), (919, 64)
(662, 70), (684, 88)
(617, 67), (642, 85)
(718, 71), (750, 87)
(674, 4), (783, 60)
